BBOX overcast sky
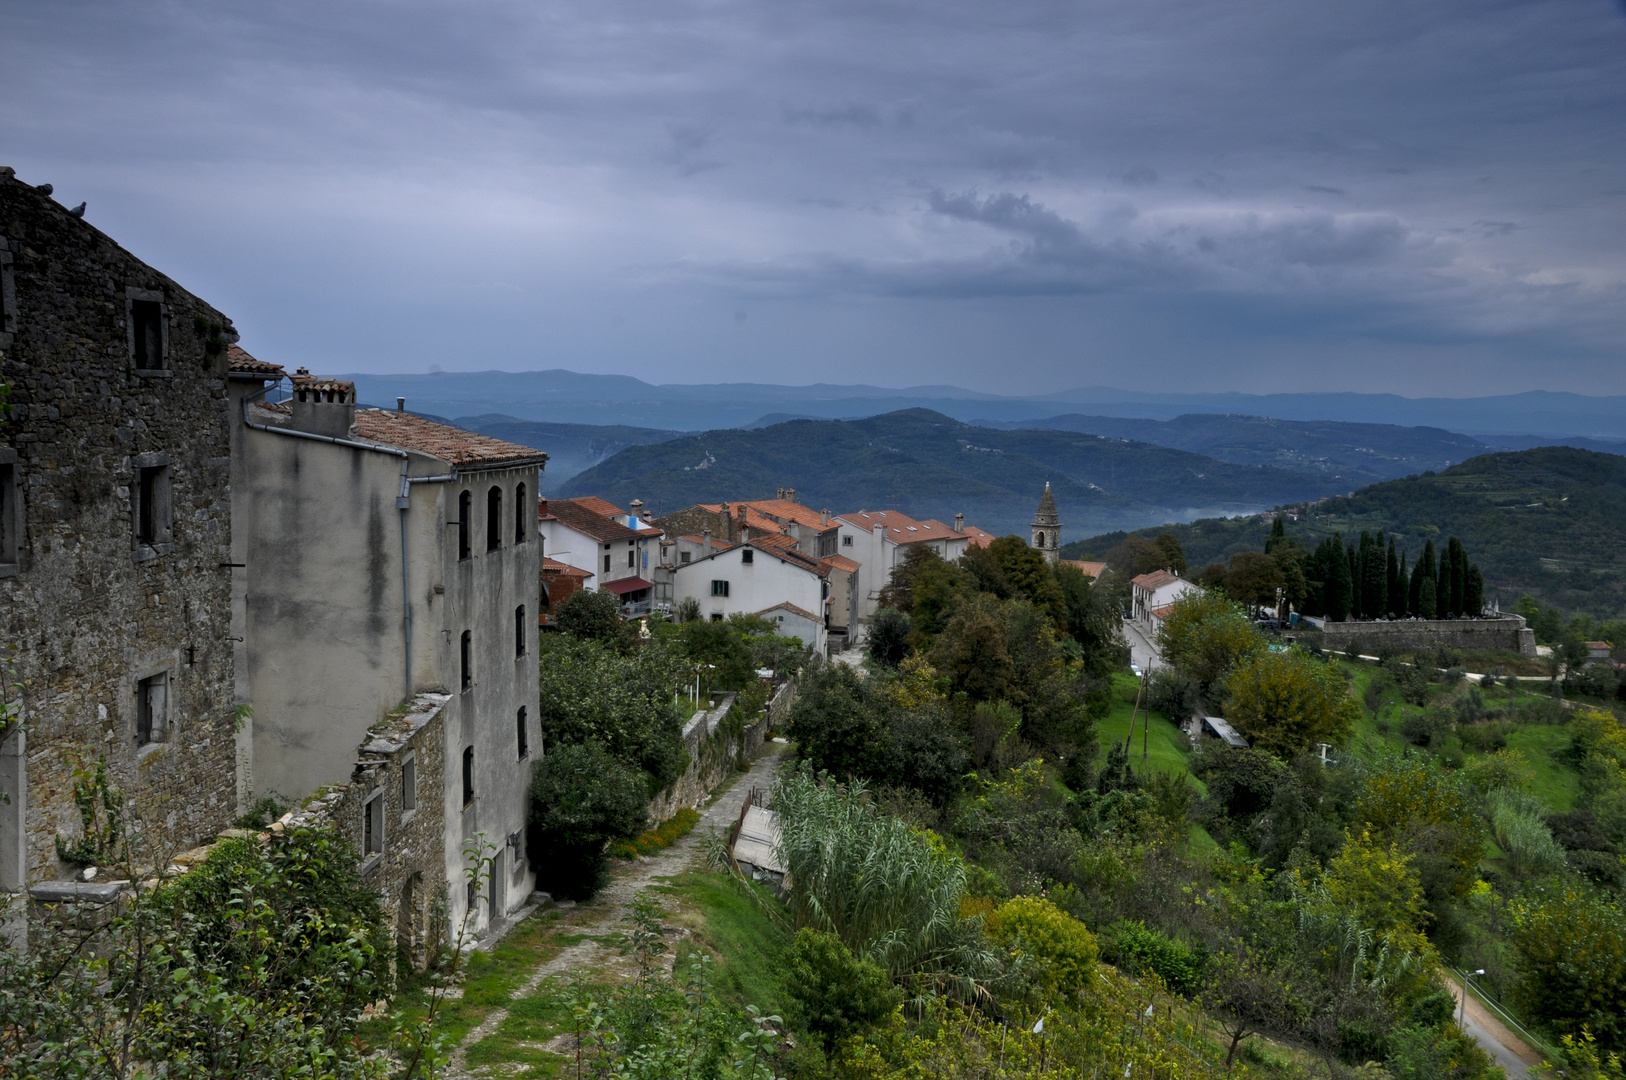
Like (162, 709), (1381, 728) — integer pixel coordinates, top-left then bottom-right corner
(4, 1), (1624, 395)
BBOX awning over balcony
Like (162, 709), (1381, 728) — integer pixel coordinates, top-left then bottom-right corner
(600, 576), (654, 595)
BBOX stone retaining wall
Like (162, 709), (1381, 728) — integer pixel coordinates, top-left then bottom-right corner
(645, 680), (789, 824)
(1306, 616), (1536, 657)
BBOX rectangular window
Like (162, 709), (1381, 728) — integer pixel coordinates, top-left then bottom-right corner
(136, 672), (168, 746)
(131, 455), (172, 556)
(462, 746), (475, 807)
(364, 792), (384, 856)
(711, 579), (729, 597)
(458, 491), (471, 561)
(709, 612), (724, 622)
(842, 535), (853, 547)
(467, 877), (479, 919)
(680, 551), (690, 564)
(627, 550), (635, 569)
(819, 534), (837, 558)
(515, 483), (528, 544)
(129, 296), (166, 370)
(603, 553), (611, 573)
(460, 630), (472, 692)
(516, 706), (529, 760)
(402, 754), (417, 812)
(741, 548), (754, 565)
(515, 605), (526, 657)
(0, 452), (18, 574)
(487, 486), (502, 552)
(0, 239), (15, 348)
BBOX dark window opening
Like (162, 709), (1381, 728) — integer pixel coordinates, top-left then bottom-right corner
(131, 299), (164, 369)
(711, 580), (729, 598)
(627, 550), (635, 568)
(680, 551), (690, 564)
(515, 605), (526, 657)
(462, 746), (475, 806)
(132, 462), (171, 551)
(364, 794), (384, 856)
(136, 672), (167, 746)
(402, 756), (417, 811)
(457, 491), (471, 560)
(710, 613), (724, 622)
(842, 535), (853, 547)
(460, 630), (472, 692)
(517, 706), (529, 759)
(741, 548), (754, 565)
(603, 553), (611, 573)
(487, 486), (502, 552)
(0, 462), (17, 566)
(515, 483), (528, 544)
(466, 877), (478, 917)
(819, 533), (837, 558)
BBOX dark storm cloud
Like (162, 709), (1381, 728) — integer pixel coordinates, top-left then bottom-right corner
(2, 0), (1623, 393)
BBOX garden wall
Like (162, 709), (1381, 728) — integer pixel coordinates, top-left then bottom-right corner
(1306, 616), (1536, 657)
(645, 680), (792, 823)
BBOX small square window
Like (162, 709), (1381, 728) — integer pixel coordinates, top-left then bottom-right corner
(710, 579), (729, 598)
(402, 755), (417, 812)
(842, 535), (853, 547)
(364, 792), (384, 856)
(741, 548), (754, 565)
(136, 672), (168, 746)
(680, 551), (691, 564)
(126, 288), (167, 371)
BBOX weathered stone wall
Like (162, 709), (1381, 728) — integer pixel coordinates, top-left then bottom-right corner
(644, 683), (784, 823)
(1308, 616), (1536, 657)
(0, 168), (239, 887)
(280, 692), (449, 967)
(653, 505), (737, 546)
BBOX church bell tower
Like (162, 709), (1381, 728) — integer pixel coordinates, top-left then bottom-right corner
(1031, 482), (1060, 564)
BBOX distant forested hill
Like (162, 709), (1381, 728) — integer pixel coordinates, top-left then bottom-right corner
(561, 409), (1344, 540)
(1062, 447), (1626, 619)
(993, 413), (1492, 486)
(455, 414), (684, 492)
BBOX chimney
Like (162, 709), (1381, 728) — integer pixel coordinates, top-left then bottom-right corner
(820, 508), (830, 526)
(776, 487), (784, 499)
(702, 528), (712, 553)
(954, 513), (964, 534)
(786, 488), (797, 503)
(628, 498), (644, 527)
(537, 496), (548, 517)
(396, 396), (405, 412)
(737, 503), (750, 543)
(289, 376), (356, 439)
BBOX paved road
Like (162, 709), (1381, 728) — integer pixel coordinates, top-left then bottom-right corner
(1450, 979), (1544, 1078)
(1122, 619), (1164, 673)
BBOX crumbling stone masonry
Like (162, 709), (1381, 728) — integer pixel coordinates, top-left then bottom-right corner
(0, 167), (239, 889)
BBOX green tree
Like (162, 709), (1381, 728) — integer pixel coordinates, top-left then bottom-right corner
(1415, 540), (1438, 619)
(529, 742), (649, 899)
(535, 635), (688, 788)
(1447, 537), (1468, 618)
(1223, 649), (1359, 756)
(1153, 531), (1188, 576)
(865, 606), (913, 668)
(1464, 562), (1485, 618)
(556, 587), (627, 643)
(928, 592), (1017, 702)
(1394, 545), (1411, 619)
(987, 535), (1065, 628)
(1326, 535), (1354, 622)
(1228, 550), (1284, 616)
(989, 895), (1100, 1000)
(1355, 755), (1483, 903)
(1156, 589), (1267, 703)
(787, 660), (889, 781)
(1055, 561), (1125, 675)
(784, 929), (901, 1054)
(1512, 885), (1626, 1056)
(1360, 532), (1387, 620)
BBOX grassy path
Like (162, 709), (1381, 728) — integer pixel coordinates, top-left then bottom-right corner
(439, 744), (788, 1079)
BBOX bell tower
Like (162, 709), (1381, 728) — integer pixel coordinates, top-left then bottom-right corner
(1031, 482), (1060, 564)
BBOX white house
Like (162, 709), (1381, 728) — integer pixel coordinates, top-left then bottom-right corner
(537, 496), (661, 614)
(673, 538), (829, 653)
(1131, 569), (1199, 634)
(834, 509), (995, 621)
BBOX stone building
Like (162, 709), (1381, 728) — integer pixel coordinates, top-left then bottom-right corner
(0, 168), (241, 890)
(1031, 482), (1060, 564)
(227, 358), (546, 938)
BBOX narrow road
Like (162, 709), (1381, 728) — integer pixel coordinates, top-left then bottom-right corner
(445, 744), (786, 1078)
(1449, 979), (1544, 1078)
(1122, 618), (1164, 673)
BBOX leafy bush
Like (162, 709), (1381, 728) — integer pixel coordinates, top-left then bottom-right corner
(536, 635), (688, 789)
(528, 743), (649, 899)
(1145, 668), (1201, 722)
(1458, 721), (1511, 752)
(1109, 919), (1203, 996)
(1488, 788), (1566, 877)
(989, 895), (1099, 1000)
(783, 929), (901, 1053)
(865, 606), (913, 668)
(555, 587), (628, 643)
(1401, 708), (1455, 747)
(1512, 885), (1626, 1057)
(1222, 648), (1360, 755)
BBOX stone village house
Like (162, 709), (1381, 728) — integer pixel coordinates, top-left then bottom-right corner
(0, 168), (545, 959)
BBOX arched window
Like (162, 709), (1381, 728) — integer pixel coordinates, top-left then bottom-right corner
(1036, 531), (1045, 547)
(487, 486), (502, 552)
(457, 491), (471, 561)
(460, 630), (472, 692)
(515, 605), (526, 657)
(515, 482), (528, 544)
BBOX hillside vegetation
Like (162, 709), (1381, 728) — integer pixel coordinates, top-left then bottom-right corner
(1000, 413), (1493, 485)
(562, 408), (1343, 539)
(1065, 446), (1626, 619)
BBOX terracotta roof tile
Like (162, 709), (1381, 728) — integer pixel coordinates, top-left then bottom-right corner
(1065, 560), (1109, 579)
(838, 509), (992, 546)
(746, 499), (836, 530)
(820, 554), (861, 574)
(545, 497), (644, 542)
(678, 534), (736, 551)
(351, 409), (547, 468)
(572, 496), (625, 517)
(1132, 569), (1181, 590)
(226, 343), (285, 377)
(699, 503), (788, 534)
(756, 601), (823, 622)
(542, 557), (594, 578)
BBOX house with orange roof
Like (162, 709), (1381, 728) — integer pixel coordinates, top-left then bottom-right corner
(672, 536), (830, 653)
(537, 495), (662, 614)
(1131, 568), (1198, 633)
(834, 508), (991, 620)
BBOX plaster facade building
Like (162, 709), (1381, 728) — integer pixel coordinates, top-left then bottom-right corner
(672, 538), (829, 653)
(228, 359), (545, 938)
(1130, 569), (1199, 635)
(834, 509), (995, 622)
(537, 496), (659, 614)
(0, 169), (241, 890)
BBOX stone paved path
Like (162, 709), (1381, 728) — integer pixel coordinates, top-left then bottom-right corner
(445, 744), (786, 1078)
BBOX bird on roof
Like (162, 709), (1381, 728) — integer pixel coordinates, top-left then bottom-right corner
(68, 202), (85, 218)
(34, 183), (52, 195)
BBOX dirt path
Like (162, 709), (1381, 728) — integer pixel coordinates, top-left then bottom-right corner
(445, 745), (786, 1078)
(1448, 979), (1545, 1078)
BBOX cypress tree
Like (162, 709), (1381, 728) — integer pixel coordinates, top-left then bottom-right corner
(1395, 548), (1410, 618)
(1327, 534), (1353, 622)
(1434, 544), (1449, 618)
(1348, 540), (1362, 620)
(1385, 536), (1400, 617)
(1465, 562), (1485, 617)
(1416, 540), (1438, 619)
(1360, 532), (1386, 621)
(1448, 537), (1467, 618)
(1266, 516), (1286, 554)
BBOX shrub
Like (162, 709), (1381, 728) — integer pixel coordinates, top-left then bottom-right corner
(528, 743), (649, 899)
(1109, 919), (1202, 996)
(783, 929), (901, 1053)
(1222, 648), (1360, 755)
(608, 806), (701, 859)
(989, 895), (1099, 1000)
(555, 587), (627, 643)
(866, 606), (913, 668)
(536, 635), (688, 789)
(1145, 668), (1201, 722)
(1458, 722), (1511, 753)
(1401, 708), (1455, 747)
(1512, 885), (1626, 1057)
(1488, 788), (1566, 877)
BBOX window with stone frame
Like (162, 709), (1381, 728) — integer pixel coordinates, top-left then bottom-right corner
(363, 791), (384, 857)
(0, 450), (19, 576)
(131, 453), (173, 559)
(487, 485), (502, 552)
(401, 753), (417, 813)
(126, 287), (168, 371)
(136, 671), (169, 746)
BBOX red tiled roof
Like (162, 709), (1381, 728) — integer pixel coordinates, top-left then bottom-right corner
(352, 409), (547, 468)
(545, 497), (643, 543)
(751, 532), (800, 552)
(226, 343), (285, 377)
(820, 554), (860, 574)
(756, 601), (822, 623)
(699, 503), (789, 535)
(1066, 560), (1109, 579)
(1149, 603), (1178, 619)
(838, 509), (992, 546)
(678, 534), (736, 551)
(542, 557), (593, 579)
(746, 537), (828, 576)
(1132, 569), (1181, 590)
(572, 496), (625, 517)
(962, 527), (997, 548)
(745, 499), (836, 531)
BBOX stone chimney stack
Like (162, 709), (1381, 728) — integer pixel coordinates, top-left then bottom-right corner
(289, 376), (356, 439)
(629, 498), (644, 526)
(821, 508), (830, 526)
(702, 528), (712, 553)
(954, 513), (964, 534)
(736, 503), (750, 543)
(786, 488), (797, 503)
